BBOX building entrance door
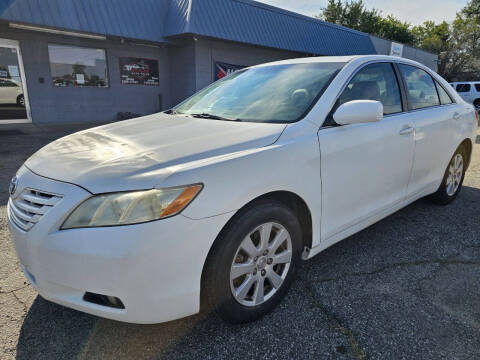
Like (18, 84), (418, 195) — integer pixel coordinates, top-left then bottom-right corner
(0, 38), (30, 123)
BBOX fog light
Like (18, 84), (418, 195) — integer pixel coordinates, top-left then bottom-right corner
(83, 292), (125, 309)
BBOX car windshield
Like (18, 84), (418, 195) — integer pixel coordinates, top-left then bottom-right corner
(173, 62), (345, 123)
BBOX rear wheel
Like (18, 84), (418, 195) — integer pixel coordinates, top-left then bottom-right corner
(429, 146), (466, 205)
(202, 200), (302, 323)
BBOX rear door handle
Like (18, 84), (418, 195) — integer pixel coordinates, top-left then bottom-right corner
(399, 126), (414, 135)
(453, 112), (461, 120)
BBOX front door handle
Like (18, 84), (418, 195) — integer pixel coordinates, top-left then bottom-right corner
(399, 126), (414, 135)
(453, 112), (461, 120)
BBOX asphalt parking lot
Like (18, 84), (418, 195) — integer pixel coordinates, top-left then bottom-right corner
(1, 124), (480, 360)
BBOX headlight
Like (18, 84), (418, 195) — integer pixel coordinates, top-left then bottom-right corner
(61, 184), (202, 229)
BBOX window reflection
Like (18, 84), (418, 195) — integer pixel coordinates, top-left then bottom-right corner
(0, 45), (27, 120)
(48, 44), (108, 87)
(175, 62), (345, 123)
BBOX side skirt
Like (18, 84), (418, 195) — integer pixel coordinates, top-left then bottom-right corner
(306, 190), (430, 259)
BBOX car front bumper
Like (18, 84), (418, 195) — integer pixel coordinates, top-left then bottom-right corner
(7, 166), (231, 324)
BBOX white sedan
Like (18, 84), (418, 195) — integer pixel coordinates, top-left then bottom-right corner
(0, 78), (24, 106)
(8, 55), (478, 324)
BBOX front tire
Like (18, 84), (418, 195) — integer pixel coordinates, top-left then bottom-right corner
(202, 200), (302, 324)
(16, 94), (25, 107)
(474, 99), (480, 113)
(429, 146), (466, 205)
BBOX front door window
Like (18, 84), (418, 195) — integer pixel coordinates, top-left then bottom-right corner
(338, 62), (403, 115)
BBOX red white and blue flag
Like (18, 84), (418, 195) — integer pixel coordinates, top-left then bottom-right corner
(215, 61), (245, 81)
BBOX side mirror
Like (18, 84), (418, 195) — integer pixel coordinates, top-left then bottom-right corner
(333, 100), (383, 125)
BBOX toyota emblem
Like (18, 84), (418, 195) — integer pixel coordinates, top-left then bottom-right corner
(9, 176), (18, 196)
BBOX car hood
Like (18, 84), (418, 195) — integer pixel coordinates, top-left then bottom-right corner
(25, 113), (286, 193)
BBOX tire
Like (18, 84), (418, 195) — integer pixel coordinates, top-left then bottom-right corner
(429, 146), (466, 205)
(474, 99), (480, 113)
(16, 94), (25, 107)
(202, 200), (303, 324)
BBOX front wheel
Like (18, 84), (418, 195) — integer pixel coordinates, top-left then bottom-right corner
(474, 99), (480, 113)
(429, 146), (466, 205)
(202, 200), (302, 323)
(16, 94), (25, 107)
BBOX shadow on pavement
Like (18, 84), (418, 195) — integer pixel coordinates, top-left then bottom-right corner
(15, 186), (480, 359)
(16, 296), (211, 360)
(16, 297), (96, 359)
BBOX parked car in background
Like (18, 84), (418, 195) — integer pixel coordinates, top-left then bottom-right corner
(451, 82), (480, 111)
(0, 78), (24, 106)
(8, 55), (478, 325)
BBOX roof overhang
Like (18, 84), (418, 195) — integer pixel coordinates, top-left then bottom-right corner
(9, 22), (106, 40)
(1, 0), (376, 56)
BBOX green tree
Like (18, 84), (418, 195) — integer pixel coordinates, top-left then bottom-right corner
(459, 0), (480, 62)
(320, 0), (480, 80)
(318, 0), (415, 45)
(421, 0), (480, 81)
(72, 63), (86, 75)
(378, 15), (416, 45)
(413, 21), (450, 54)
(412, 21), (451, 76)
(462, 0), (480, 21)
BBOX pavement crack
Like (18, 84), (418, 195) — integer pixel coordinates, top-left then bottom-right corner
(0, 283), (30, 294)
(307, 258), (480, 284)
(303, 279), (367, 360)
(10, 288), (29, 317)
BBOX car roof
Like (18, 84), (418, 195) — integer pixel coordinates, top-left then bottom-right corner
(252, 55), (425, 67)
(0, 78), (20, 83)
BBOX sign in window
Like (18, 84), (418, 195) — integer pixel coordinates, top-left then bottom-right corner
(119, 57), (159, 86)
(48, 44), (108, 87)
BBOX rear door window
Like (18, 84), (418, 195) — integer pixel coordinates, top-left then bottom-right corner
(475, 84), (480, 92)
(435, 81), (454, 105)
(399, 64), (440, 110)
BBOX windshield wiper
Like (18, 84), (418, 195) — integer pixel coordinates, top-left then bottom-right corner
(190, 113), (242, 122)
(164, 109), (183, 115)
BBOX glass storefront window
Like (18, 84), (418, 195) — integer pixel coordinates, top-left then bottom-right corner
(48, 44), (108, 87)
(0, 43), (27, 121)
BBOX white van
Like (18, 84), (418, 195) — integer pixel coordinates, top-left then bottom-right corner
(450, 82), (480, 111)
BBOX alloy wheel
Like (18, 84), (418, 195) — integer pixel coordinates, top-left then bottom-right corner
(446, 153), (463, 196)
(230, 222), (292, 307)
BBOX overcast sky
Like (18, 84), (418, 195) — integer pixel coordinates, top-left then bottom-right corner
(258, 0), (469, 25)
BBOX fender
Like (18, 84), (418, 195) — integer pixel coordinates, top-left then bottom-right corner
(157, 120), (323, 249)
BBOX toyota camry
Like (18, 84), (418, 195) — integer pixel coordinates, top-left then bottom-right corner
(8, 55), (478, 324)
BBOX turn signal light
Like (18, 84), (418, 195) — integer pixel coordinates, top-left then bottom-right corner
(160, 184), (203, 217)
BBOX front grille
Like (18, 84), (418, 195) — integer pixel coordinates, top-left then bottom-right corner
(9, 189), (62, 231)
